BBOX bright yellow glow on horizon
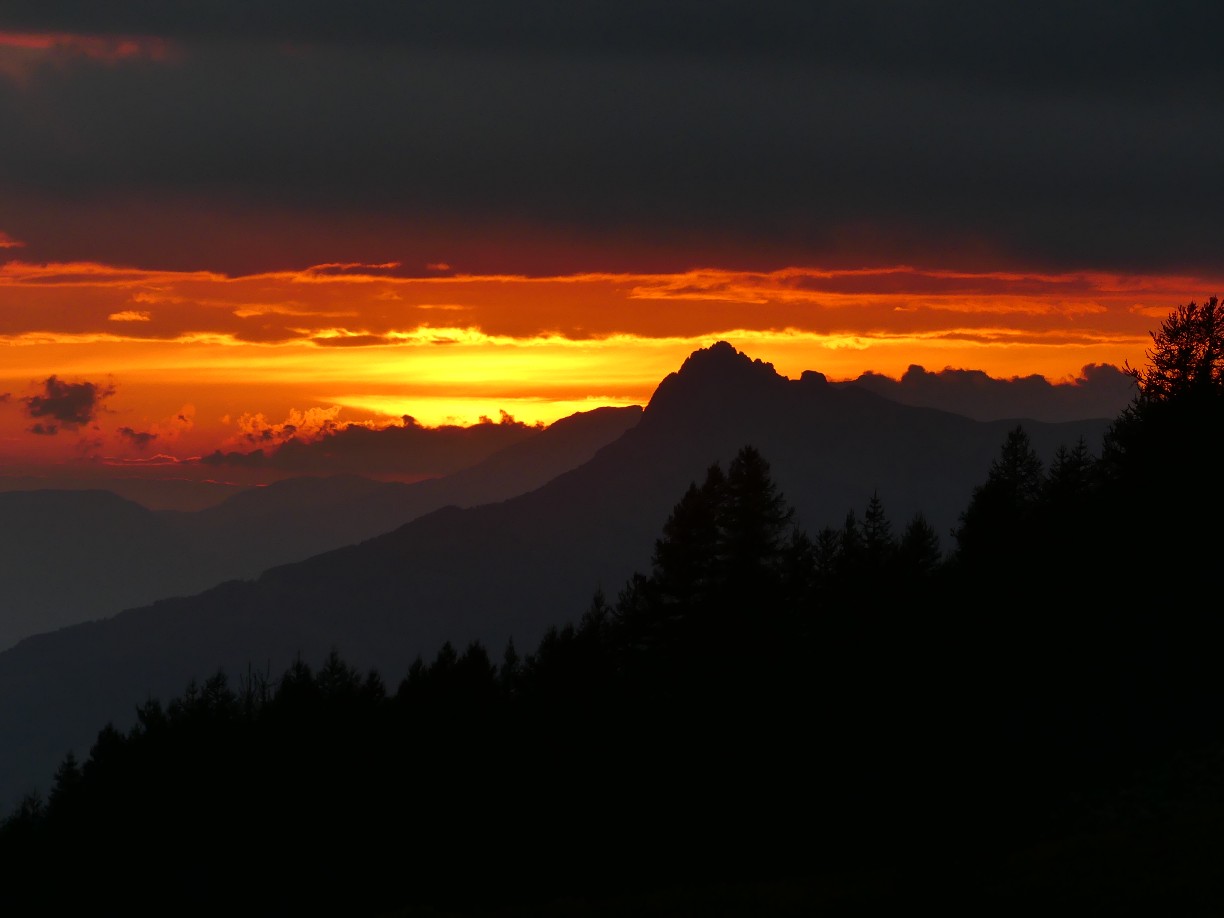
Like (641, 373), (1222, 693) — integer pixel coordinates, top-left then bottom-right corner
(0, 257), (1212, 468)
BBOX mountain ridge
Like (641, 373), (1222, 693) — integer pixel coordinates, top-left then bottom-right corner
(0, 342), (1116, 811)
(0, 404), (643, 653)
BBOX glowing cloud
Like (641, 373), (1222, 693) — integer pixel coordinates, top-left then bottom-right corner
(0, 257), (1214, 467)
(229, 406), (344, 447)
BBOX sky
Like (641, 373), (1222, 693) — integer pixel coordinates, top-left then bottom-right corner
(2, 2), (1222, 489)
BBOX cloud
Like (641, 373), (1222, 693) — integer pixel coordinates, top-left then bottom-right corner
(168, 404), (195, 436)
(21, 375), (115, 433)
(2, 5), (1219, 91)
(230, 406), (343, 446)
(0, 29), (173, 66)
(107, 310), (151, 322)
(839, 363), (1138, 423)
(2, 7), (1223, 277)
(117, 425), (158, 449)
(201, 411), (542, 477)
(310, 333), (394, 348)
(101, 453), (183, 466)
(199, 448), (267, 468)
(0, 231), (23, 248)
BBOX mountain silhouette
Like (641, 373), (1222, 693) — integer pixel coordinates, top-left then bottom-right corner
(0, 490), (220, 652)
(0, 405), (641, 654)
(0, 343), (1112, 810)
(160, 404), (644, 581)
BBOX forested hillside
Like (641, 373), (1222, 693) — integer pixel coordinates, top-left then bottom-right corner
(4, 301), (1222, 916)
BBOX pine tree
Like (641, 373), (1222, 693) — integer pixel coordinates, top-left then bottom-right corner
(838, 508), (864, 580)
(955, 425), (1044, 562)
(651, 464), (725, 612)
(719, 445), (793, 590)
(1102, 297), (1224, 506)
(1043, 437), (1097, 506)
(862, 490), (896, 574)
(896, 513), (943, 581)
(47, 752), (82, 814)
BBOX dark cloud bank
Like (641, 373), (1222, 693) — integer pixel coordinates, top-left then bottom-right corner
(198, 414), (542, 478)
(2, 2), (1223, 275)
(837, 363), (1136, 423)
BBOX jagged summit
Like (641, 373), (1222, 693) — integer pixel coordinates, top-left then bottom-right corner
(673, 340), (780, 382)
(643, 341), (789, 423)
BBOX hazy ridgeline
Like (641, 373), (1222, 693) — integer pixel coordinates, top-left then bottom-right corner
(3, 302), (1224, 915)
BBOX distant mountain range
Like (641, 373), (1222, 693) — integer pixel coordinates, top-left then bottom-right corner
(0, 342), (1114, 812)
(0, 405), (642, 653)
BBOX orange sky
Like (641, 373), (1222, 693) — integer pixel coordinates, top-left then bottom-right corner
(3, 10), (1223, 484)
(0, 253), (1215, 473)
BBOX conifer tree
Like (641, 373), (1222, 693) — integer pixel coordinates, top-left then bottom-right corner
(838, 508), (864, 579)
(651, 464), (725, 613)
(47, 752), (81, 814)
(897, 513), (942, 580)
(1043, 437), (1097, 505)
(862, 490), (896, 573)
(954, 425), (1044, 563)
(720, 445), (793, 589)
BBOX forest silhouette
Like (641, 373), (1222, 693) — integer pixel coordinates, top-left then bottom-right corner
(3, 300), (1223, 916)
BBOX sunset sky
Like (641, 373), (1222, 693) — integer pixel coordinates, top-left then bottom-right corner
(2, 3), (1222, 484)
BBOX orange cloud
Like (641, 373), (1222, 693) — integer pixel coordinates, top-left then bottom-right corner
(0, 256), (1214, 466)
(229, 406), (344, 448)
(3, 258), (1213, 354)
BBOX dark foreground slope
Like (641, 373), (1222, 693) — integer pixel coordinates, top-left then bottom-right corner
(4, 436), (1222, 918)
(0, 343), (1111, 810)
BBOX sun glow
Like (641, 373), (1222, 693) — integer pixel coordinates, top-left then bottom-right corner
(0, 256), (1214, 467)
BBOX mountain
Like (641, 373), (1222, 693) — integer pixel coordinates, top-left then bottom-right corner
(0, 474), (247, 512)
(0, 490), (225, 653)
(0, 343), (1114, 811)
(0, 405), (642, 653)
(160, 404), (643, 576)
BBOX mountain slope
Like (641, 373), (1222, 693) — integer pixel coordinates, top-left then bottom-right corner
(0, 405), (641, 653)
(0, 490), (224, 652)
(0, 343), (1113, 811)
(160, 404), (644, 579)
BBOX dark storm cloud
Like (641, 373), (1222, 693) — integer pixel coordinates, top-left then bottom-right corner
(2, 2), (1223, 274)
(839, 363), (1137, 423)
(21, 376), (115, 432)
